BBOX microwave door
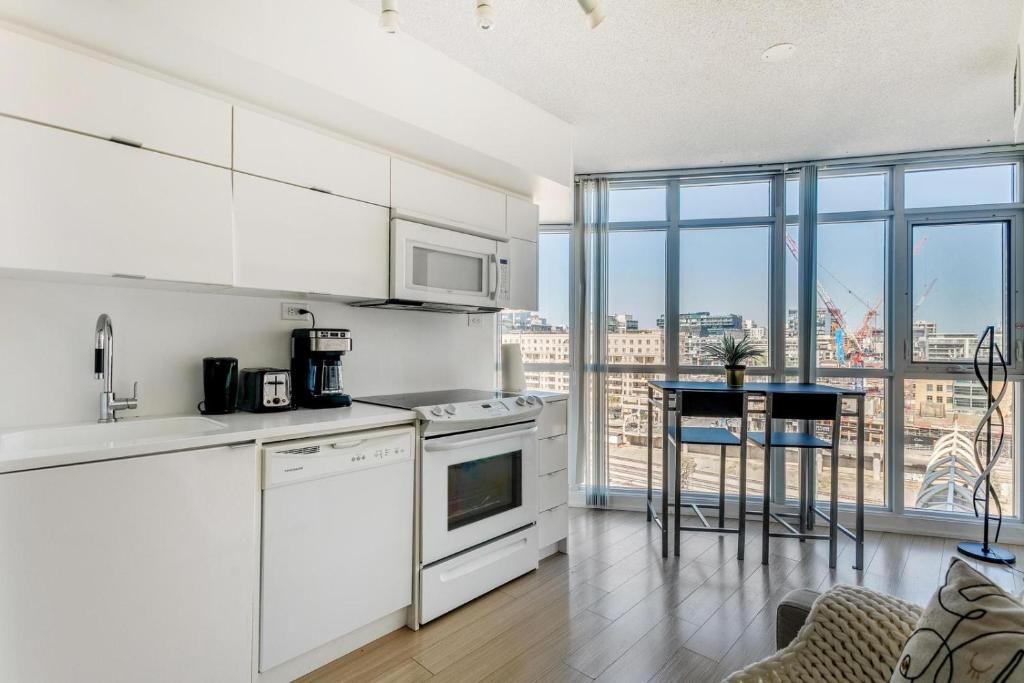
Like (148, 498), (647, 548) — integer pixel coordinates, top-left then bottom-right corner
(392, 219), (500, 308)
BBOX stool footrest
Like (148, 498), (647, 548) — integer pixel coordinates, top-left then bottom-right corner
(679, 525), (740, 534)
(810, 506), (857, 541)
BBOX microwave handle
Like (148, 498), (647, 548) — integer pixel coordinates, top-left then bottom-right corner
(488, 254), (498, 299)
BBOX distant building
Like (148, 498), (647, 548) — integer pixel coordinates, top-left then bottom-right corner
(608, 313), (639, 333)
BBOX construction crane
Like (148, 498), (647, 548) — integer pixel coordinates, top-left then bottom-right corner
(784, 233), (864, 353)
(786, 234), (935, 360)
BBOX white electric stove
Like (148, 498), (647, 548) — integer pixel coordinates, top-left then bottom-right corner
(356, 389), (545, 625)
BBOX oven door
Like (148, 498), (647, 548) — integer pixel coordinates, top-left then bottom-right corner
(391, 219), (509, 309)
(421, 422), (537, 565)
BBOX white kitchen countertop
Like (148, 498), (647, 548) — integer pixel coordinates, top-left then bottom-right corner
(0, 403), (417, 474)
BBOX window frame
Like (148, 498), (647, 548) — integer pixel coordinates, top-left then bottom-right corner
(573, 153), (1024, 531)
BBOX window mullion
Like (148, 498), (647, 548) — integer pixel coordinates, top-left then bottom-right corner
(890, 164), (907, 515)
(666, 179), (681, 380)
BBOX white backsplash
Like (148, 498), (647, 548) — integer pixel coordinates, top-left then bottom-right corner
(0, 277), (497, 430)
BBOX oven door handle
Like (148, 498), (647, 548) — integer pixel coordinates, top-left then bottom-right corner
(424, 426), (537, 452)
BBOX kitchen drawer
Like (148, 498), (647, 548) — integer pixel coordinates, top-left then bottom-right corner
(537, 504), (568, 548)
(538, 469), (569, 512)
(537, 401), (568, 440)
(538, 435), (568, 476)
(233, 108), (390, 206)
(420, 526), (537, 624)
(0, 28), (230, 166)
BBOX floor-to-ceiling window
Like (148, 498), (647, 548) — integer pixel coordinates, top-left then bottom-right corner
(897, 161), (1021, 518)
(521, 150), (1022, 531)
(605, 182), (668, 489)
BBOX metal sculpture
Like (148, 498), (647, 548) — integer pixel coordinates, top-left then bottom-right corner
(957, 326), (1015, 564)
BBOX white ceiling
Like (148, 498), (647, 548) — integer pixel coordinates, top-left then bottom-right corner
(352, 0), (1022, 174)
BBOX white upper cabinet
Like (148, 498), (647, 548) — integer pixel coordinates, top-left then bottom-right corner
(233, 173), (389, 299)
(0, 28), (230, 167)
(0, 116), (233, 284)
(233, 108), (390, 206)
(391, 158), (507, 240)
(509, 238), (539, 311)
(506, 195), (540, 242)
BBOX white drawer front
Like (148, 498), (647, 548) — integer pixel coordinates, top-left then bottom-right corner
(538, 435), (568, 476)
(233, 108), (390, 206)
(537, 504), (568, 548)
(538, 469), (569, 512)
(420, 526), (537, 624)
(0, 28), (231, 166)
(537, 401), (568, 440)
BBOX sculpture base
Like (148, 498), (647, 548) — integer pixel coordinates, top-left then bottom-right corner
(958, 541), (1016, 565)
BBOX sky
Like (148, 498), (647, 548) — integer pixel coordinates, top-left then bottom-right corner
(534, 164), (1014, 336)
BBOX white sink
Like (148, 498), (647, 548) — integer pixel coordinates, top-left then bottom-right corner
(0, 416), (228, 456)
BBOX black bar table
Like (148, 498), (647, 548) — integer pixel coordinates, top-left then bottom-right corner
(646, 381), (866, 570)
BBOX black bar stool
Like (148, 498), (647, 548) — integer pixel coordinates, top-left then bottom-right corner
(748, 392), (843, 568)
(666, 390), (749, 559)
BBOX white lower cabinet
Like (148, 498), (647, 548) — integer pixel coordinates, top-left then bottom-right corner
(0, 445), (259, 683)
(0, 115), (234, 284)
(233, 173), (389, 298)
(535, 397), (569, 558)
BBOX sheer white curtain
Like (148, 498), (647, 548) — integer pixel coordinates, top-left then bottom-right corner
(571, 178), (610, 506)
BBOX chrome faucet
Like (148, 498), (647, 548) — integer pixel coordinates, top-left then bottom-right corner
(94, 313), (139, 423)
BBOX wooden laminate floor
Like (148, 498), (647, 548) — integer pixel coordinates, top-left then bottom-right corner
(299, 508), (1024, 683)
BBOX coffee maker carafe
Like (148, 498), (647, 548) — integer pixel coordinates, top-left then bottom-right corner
(291, 328), (353, 408)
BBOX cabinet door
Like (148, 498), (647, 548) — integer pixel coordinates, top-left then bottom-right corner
(0, 116), (233, 284)
(233, 173), (389, 298)
(0, 445), (259, 683)
(509, 237), (539, 311)
(391, 158), (507, 239)
(506, 195), (540, 242)
(234, 108), (390, 206)
(0, 28), (230, 166)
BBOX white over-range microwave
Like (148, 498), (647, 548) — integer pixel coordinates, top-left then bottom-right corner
(351, 218), (511, 313)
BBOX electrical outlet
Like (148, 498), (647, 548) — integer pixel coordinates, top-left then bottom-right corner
(467, 314), (483, 328)
(281, 302), (310, 321)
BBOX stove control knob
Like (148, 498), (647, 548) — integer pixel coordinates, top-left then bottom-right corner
(526, 395), (538, 405)
(444, 404), (457, 415)
(430, 406), (444, 417)
(515, 397), (527, 406)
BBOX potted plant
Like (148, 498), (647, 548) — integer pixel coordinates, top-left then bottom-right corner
(704, 334), (763, 388)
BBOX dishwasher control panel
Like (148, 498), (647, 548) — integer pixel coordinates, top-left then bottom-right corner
(262, 426), (415, 489)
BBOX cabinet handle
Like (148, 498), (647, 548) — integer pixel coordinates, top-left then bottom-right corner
(109, 136), (143, 148)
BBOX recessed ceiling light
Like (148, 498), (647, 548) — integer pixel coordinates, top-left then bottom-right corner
(761, 43), (796, 63)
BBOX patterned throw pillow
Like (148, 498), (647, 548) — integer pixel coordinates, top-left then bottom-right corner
(890, 557), (1024, 682)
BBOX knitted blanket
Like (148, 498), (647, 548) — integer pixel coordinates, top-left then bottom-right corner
(724, 585), (922, 683)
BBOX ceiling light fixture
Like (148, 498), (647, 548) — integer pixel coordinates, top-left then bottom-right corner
(761, 43), (796, 63)
(476, 1), (495, 30)
(576, 0), (606, 29)
(379, 0), (399, 33)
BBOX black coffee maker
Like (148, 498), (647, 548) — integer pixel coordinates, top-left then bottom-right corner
(291, 329), (353, 408)
(199, 357), (239, 415)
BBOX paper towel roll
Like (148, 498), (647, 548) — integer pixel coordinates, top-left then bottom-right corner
(501, 343), (526, 393)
